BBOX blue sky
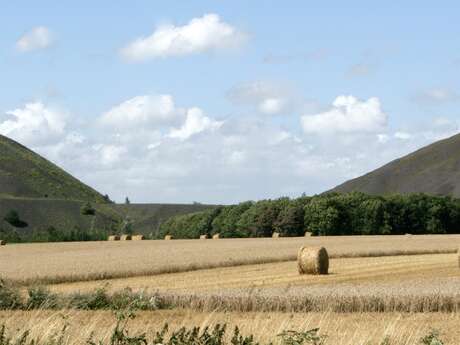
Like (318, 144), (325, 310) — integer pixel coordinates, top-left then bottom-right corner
(1, 1), (460, 203)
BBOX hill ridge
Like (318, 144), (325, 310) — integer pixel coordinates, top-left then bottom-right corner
(0, 134), (106, 202)
(331, 132), (460, 197)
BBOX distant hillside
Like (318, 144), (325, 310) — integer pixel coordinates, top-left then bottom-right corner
(332, 132), (460, 197)
(0, 196), (121, 241)
(0, 135), (217, 241)
(107, 203), (216, 236)
(0, 134), (105, 202)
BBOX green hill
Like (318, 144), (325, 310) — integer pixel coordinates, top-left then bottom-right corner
(0, 134), (215, 241)
(0, 197), (120, 241)
(108, 203), (216, 237)
(0, 134), (106, 202)
(332, 132), (460, 197)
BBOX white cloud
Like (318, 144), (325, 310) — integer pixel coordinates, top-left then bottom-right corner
(301, 96), (387, 134)
(100, 94), (180, 130)
(16, 26), (53, 52)
(121, 13), (247, 61)
(93, 144), (127, 166)
(5, 93), (457, 204)
(0, 102), (66, 146)
(227, 81), (292, 115)
(394, 131), (412, 140)
(377, 133), (390, 143)
(168, 107), (223, 140)
(258, 98), (285, 115)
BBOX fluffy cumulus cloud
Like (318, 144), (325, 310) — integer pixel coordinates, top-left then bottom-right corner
(99, 94), (180, 130)
(301, 96), (387, 134)
(121, 13), (247, 61)
(3, 94), (458, 204)
(168, 107), (223, 140)
(16, 26), (53, 52)
(227, 81), (292, 115)
(0, 102), (66, 146)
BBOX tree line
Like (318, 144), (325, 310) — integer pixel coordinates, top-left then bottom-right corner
(158, 192), (460, 238)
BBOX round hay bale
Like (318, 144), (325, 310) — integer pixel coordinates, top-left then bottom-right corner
(458, 247), (460, 268)
(199, 234), (208, 240)
(164, 235), (173, 240)
(297, 246), (329, 275)
(108, 235), (120, 241)
(212, 233), (220, 239)
(272, 232), (280, 238)
(0, 240), (6, 246)
(305, 232), (312, 237)
(120, 234), (132, 241)
(132, 234), (145, 241)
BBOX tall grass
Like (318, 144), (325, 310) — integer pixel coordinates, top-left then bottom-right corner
(0, 310), (448, 345)
(1, 284), (460, 314)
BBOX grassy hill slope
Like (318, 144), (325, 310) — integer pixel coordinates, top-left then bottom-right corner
(332, 132), (460, 197)
(0, 196), (120, 240)
(0, 135), (216, 241)
(0, 134), (105, 202)
(106, 203), (216, 236)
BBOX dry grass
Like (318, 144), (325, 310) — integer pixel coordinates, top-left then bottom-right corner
(0, 309), (460, 344)
(2, 235), (459, 285)
(49, 253), (460, 312)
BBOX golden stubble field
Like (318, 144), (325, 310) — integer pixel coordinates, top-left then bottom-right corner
(1, 235), (459, 284)
(1, 235), (460, 344)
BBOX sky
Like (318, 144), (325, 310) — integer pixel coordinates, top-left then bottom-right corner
(1, 1), (460, 204)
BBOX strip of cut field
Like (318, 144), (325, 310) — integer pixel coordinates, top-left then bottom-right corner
(1, 235), (459, 285)
(1, 310), (459, 345)
(50, 253), (459, 294)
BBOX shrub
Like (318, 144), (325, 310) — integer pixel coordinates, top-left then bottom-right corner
(3, 210), (27, 228)
(68, 287), (111, 310)
(420, 330), (444, 345)
(111, 288), (160, 311)
(81, 202), (96, 216)
(26, 286), (58, 309)
(278, 329), (326, 345)
(0, 280), (22, 310)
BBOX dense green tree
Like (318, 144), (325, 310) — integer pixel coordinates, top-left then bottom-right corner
(236, 200), (282, 237)
(304, 197), (345, 236)
(274, 201), (305, 236)
(150, 193), (460, 239)
(211, 202), (253, 237)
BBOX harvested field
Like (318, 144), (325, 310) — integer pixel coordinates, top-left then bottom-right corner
(1, 235), (459, 285)
(0, 310), (460, 345)
(49, 253), (460, 312)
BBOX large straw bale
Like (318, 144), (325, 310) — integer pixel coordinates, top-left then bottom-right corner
(120, 234), (132, 241)
(297, 246), (329, 275)
(108, 235), (120, 241)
